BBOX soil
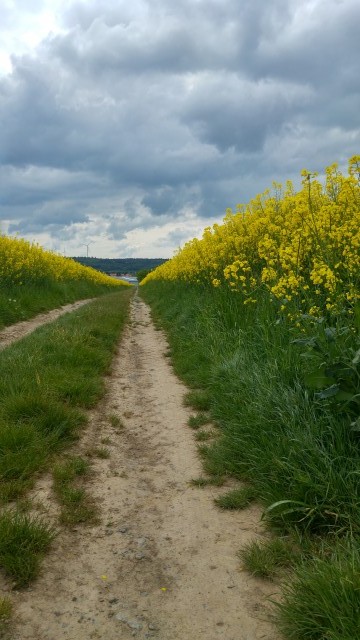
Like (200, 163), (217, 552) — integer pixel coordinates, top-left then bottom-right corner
(0, 299), (93, 351)
(3, 293), (280, 640)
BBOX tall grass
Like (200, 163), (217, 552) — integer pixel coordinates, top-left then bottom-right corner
(0, 511), (56, 587)
(0, 289), (131, 585)
(0, 289), (131, 502)
(141, 280), (360, 638)
(0, 280), (124, 329)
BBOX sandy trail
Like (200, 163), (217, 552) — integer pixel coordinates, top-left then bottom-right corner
(0, 299), (93, 351)
(10, 294), (279, 640)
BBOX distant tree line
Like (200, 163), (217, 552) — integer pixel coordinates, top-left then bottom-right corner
(72, 257), (167, 275)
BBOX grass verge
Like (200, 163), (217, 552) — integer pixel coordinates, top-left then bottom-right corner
(140, 280), (360, 639)
(0, 511), (56, 587)
(53, 457), (98, 526)
(215, 486), (257, 510)
(276, 539), (360, 639)
(239, 537), (297, 580)
(0, 596), (12, 633)
(0, 279), (129, 329)
(0, 288), (131, 585)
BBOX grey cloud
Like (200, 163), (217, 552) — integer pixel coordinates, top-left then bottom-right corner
(182, 75), (313, 153)
(1, 0), (360, 257)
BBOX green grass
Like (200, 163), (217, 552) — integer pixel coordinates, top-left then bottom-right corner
(276, 540), (360, 639)
(140, 280), (360, 639)
(0, 289), (131, 583)
(0, 290), (131, 501)
(108, 414), (124, 429)
(183, 390), (211, 411)
(189, 475), (225, 488)
(187, 413), (210, 429)
(239, 537), (297, 580)
(215, 486), (257, 510)
(0, 279), (127, 329)
(141, 282), (360, 533)
(194, 429), (214, 442)
(53, 457), (97, 526)
(0, 597), (12, 629)
(0, 511), (56, 586)
(87, 447), (111, 459)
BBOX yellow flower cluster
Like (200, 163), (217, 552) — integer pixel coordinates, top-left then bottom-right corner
(142, 157), (360, 320)
(0, 236), (129, 289)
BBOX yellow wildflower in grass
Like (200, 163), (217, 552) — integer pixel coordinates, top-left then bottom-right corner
(142, 157), (360, 324)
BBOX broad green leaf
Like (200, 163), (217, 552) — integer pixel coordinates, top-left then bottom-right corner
(351, 417), (360, 432)
(324, 327), (336, 341)
(291, 337), (317, 347)
(305, 369), (335, 389)
(354, 302), (360, 330)
(335, 390), (357, 402)
(315, 384), (340, 400)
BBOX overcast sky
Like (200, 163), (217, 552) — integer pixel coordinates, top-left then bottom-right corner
(1, 0), (359, 258)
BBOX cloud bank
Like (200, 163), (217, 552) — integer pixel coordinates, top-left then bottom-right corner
(1, 0), (359, 257)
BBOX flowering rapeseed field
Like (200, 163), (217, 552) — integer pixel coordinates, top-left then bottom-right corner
(143, 157), (360, 323)
(0, 236), (128, 288)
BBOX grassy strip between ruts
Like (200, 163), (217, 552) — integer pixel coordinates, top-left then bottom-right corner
(141, 281), (360, 640)
(53, 456), (98, 527)
(0, 288), (132, 587)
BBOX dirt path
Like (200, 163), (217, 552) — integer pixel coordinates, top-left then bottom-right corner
(10, 294), (279, 640)
(0, 299), (93, 351)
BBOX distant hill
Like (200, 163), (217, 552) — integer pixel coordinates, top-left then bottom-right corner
(71, 257), (167, 275)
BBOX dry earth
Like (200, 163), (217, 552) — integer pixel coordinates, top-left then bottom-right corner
(3, 294), (280, 640)
(0, 299), (93, 351)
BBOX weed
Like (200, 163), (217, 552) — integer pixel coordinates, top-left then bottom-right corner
(108, 414), (124, 429)
(215, 486), (257, 510)
(94, 447), (110, 459)
(85, 446), (110, 459)
(53, 457), (89, 485)
(53, 457), (97, 526)
(190, 476), (225, 487)
(276, 540), (360, 639)
(194, 429), (213, 442)
(0, 479), (32, 503)
(184, 390), (211, 412)
(59, 502), (98, 526)
(187, 413), (210, 429)
(239, 538), (297, 580)
(190, 477), (209, 487)
(0, 511), (56, 586)
(0, 596), (12, 630)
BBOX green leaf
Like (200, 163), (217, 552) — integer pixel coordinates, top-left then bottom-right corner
(335, 390), (357, 402)
(351, 417), (360, 432)
(324, 327), (336, 341)
(291, 337), (317, 348)
(305, 368), (335, 390)
(315, 384), (340, 400)
(354, 302), (360, 330)
(264, 499), (307, 513)
(352, 348), (360, 365)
